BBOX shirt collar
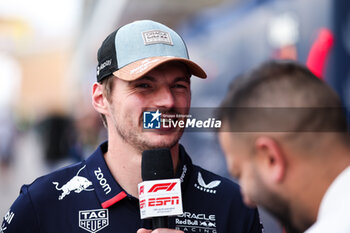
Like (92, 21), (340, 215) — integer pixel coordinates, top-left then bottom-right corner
(85, 142), (194, 209)
(86, 141), (127, 209)
(317, 166), (350, 219)
(176, 144), (193, 191)
(305, 166), (350, 233)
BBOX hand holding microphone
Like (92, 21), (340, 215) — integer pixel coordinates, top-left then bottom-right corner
(137, 228), (184, 233)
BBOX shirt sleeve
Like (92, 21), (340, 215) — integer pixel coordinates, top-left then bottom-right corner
(1, 185), (40, 233)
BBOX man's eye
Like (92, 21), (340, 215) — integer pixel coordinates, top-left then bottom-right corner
(173, 83), (187, 89)
(136, 83), (151, 88)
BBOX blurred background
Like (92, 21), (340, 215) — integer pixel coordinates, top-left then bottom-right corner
(1, 0), (350, 232)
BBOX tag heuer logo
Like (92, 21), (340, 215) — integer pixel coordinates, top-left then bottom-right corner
(142, 30), (173, 45)
(79, 209), (109, 233)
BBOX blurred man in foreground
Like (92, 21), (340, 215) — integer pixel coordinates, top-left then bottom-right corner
(218, 60), (350, 233)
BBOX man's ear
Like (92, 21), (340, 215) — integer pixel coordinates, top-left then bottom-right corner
(92, 82), (109, 115)
(254, 136), (286, 183)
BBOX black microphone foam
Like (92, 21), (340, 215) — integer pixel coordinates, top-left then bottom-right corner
(142, 148), (174, 181)
(141, 148), (174, 229)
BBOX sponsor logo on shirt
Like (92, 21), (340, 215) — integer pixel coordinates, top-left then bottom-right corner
(1, 209), (15, 233)
(175, 211), (217, 233)
(79, 209), (109, 233)
(194, 172), (221, 194)
(179, 165), (187, 183)
(52, 165), (94, 200)
(94, 167), (111, 195)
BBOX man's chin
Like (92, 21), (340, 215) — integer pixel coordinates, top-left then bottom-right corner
(142, 135), (181, 150)
(145, 129), (182, 138)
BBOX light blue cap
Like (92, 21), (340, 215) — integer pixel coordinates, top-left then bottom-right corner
(97, 20), (206, 81)
(116, 20), (189, 68)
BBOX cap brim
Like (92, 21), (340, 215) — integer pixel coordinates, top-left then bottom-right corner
(113, 56), (207, 81)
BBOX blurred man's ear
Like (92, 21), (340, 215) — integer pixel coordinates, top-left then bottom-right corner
(254, 136), (286, 184)
(92, 82), (109, 116)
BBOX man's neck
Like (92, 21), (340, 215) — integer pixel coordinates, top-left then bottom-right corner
(104, 138), (180, 198)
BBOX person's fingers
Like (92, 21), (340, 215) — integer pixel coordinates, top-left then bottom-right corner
(137, 228), (152, 233)
(137, 228), (184, 233)
(152, 229), (184, 233)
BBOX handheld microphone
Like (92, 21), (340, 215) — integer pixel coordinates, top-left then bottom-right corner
(139, 148), (183, 229)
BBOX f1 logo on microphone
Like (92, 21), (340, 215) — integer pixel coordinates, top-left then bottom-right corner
(138, 178), (183, 219)
(148, 182), (177, 193)
(143, 110), (161, 129)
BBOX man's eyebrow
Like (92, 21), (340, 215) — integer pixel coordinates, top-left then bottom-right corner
(174, 77), (191, 84)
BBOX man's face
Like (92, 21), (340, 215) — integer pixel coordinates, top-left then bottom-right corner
(218, 132), (260, 207)
(106, 61), (191, 152)
(219, 131), (297, 232)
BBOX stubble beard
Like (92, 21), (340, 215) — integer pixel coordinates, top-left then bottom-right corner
(260, 192), (301, 233)
(252, 172), (302, 233)
(112, 110), (182, 152)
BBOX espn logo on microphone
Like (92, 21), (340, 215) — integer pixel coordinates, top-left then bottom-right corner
(138, 179), (183, 219)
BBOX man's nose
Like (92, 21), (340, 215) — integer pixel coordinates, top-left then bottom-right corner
(153, 87), (175, 109)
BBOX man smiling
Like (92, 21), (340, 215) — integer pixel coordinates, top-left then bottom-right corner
(2, 20), (263, 233)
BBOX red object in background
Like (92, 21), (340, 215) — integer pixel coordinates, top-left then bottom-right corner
(306, 28), (334, 79)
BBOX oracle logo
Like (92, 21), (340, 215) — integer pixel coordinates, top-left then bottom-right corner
(149, 196), (180, 207)
(148, 182), (177, 193)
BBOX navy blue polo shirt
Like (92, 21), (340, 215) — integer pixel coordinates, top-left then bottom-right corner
(1, 142), (263, 233)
